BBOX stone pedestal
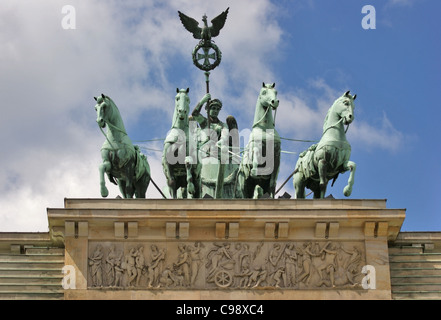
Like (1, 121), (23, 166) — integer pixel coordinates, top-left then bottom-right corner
(47, 198), (405, 300)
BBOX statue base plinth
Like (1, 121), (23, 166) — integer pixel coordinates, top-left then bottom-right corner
(48, 198), (405, 300)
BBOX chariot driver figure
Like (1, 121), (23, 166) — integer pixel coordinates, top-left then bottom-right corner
(191, 93), (229, 156)
(190, 93), (239, 198)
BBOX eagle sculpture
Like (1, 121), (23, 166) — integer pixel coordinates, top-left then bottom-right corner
(178, 7), (229, 43)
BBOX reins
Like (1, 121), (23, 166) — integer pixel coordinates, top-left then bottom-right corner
(97, 119), (166, 198)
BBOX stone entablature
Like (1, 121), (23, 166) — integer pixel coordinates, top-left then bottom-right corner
(47, 198), (405, 300)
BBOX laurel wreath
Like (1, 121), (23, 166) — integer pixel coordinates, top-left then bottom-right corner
(192, 41), (222, 71)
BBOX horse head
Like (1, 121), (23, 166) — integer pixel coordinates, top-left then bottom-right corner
(172, 88), (190, 129)
(253, 83), (279, 128)
(94, 94), (110, 128)
(259, 82), (279, 110)
(94, 94), (126, 137)
(335, 91), (356, 125)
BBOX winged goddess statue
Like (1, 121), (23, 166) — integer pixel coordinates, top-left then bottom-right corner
(178, 8), (229, 44)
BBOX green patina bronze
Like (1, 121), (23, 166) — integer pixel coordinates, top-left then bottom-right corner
(238, 83), (281, 199)
(175, 8), (242, 199)
(178, 8), (229, 72)
(293, 91), (357, 199)
(162, 88), (201, 199)
(190, 94), (240, 199)
(92, 8), (359, 201)
(94, 94), (151, 198)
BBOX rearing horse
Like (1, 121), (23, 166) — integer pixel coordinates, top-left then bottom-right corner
(162, 88), (200, 198)
(293, 91), (356, 199)
(95, 94), (151, 198)
(238, 83), (281, 198)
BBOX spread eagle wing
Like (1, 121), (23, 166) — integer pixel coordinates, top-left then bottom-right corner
(209, 7), (229, 38)
(178, 11), (202, 39)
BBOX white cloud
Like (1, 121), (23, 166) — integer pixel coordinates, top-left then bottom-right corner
(275, 78), (405, 156)
(348, 112), (405, 153)
(0, 0), (407, 232)
(386, 0), (416, 7)
(0, 0), (284, 231)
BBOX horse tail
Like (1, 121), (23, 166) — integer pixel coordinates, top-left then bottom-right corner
(134, 146), (150, 182)
(109, 174), (118, 185)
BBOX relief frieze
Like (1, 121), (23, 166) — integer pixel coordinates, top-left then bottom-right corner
(88, 241), (365, 290)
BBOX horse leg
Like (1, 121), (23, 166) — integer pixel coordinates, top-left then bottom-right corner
(293, 171), (306, 199)
(166, 169), (177, 199)
(134, 155), (150, 198)
(318, 159), (328, 198)
(343, 160), (356, 197)
(251, 141), (261, 177)
(118, 180), (127, 198)
(235, 170), (245, 199)
(99, 151), (111, 197)
(268, 150), (280, 198)
(124, 166), (135, 198)
(135, 173), (149, 198)
(185, 159), (195, 198)
(253, 185), (264, 199)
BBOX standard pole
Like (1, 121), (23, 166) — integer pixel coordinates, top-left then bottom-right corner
(205, 71), (211, 129)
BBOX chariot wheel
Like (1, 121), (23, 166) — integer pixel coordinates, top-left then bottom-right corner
(214, 270), (232, 288)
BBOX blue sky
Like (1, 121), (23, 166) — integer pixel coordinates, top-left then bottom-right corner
(0, 0), (440, 232)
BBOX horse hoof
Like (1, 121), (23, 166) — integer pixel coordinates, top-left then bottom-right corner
(101, 187), (109, 198)
(343, 186), (352, 197)
(187, 183), (195, 195)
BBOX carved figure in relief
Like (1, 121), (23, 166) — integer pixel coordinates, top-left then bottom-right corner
(159, 267), (178, 287)
(283, 243), (298, 287)
(297, 242), (315, 285)
(314, 242), (338, 287)
(271, 267), (285, 288)
(235, 243), (252, 274)
(89, 245), (104, 287)
(206, 243), (232, 279)
(188, 242), (203, 285)
(124, 247), (138, 287)
(148, 245), (166, 288)
(247, 265), (268, 288)
(339, 245), (362, 285)
(105, 244), (117, 286)
(236, 267), (252, 288)
(174, 243), (191, 286)
(114, 251), (124, 287)
(135, 245), (146, 286)
(268, 243), (284, 274)
(206, 243), (236, 288)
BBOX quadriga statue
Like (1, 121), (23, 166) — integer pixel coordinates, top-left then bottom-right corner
(237, 83), (281, 199)
(162, 88), (202, 199)
(94, 94), (151, 198)
(293, 91), (356, 199)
